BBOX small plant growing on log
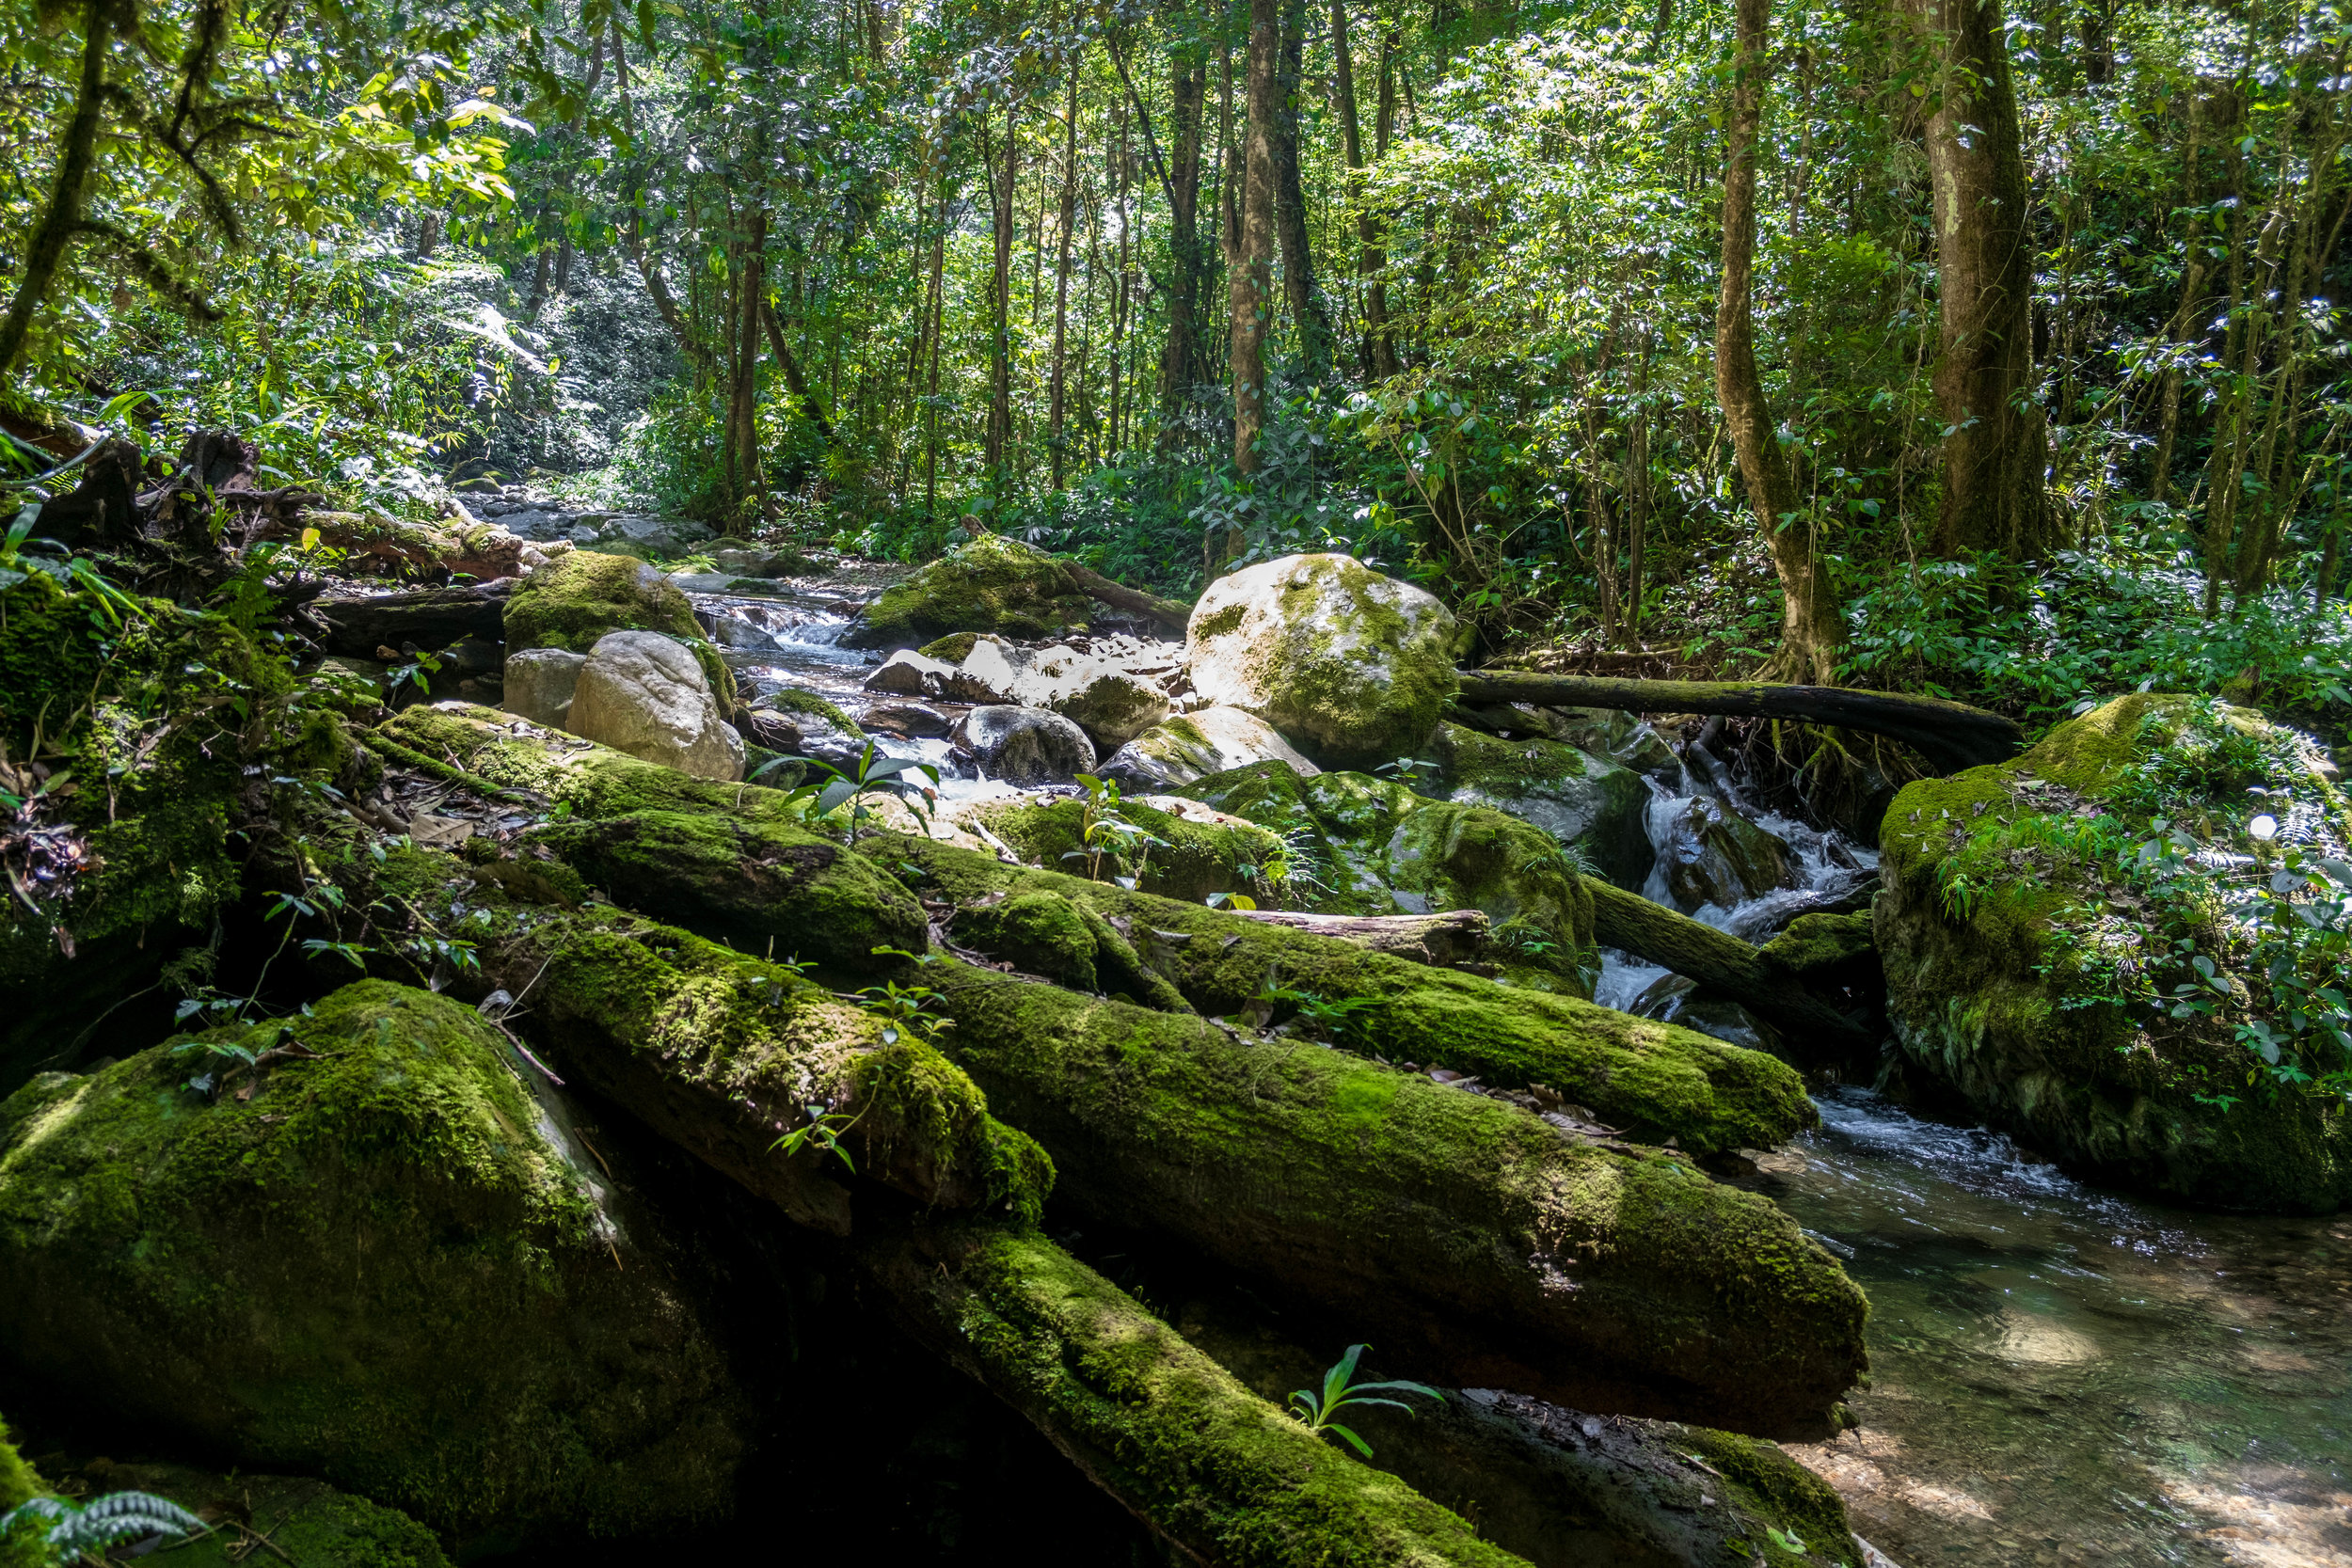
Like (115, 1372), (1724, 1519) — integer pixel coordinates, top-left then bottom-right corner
(1066, 773), (1167, 888)
(1375, 757), (1439, 788)
(771, 1103), (862, 1173)
(1258, 984), (1389, 1046)
(770, 744), (940, 846)
(1288, 1344), (1438, 1458)
(0, 1490), (207, 1562)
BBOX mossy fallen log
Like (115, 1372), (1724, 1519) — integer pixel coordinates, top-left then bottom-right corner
(881, 833), (1814, 1155)
(919, 958), (1867, 1437)
(315, 581), (514, 657)
(1453, 672), (2023, 773)
(1232, 907), (1499, 971)
(473, 908), (1053, 1235)
(374, 705), (1817, 1154)
(1586, 881), (1876, 1069)
(1171, 1291), (1863, 1567)
(855, 1217), (1525, 1567)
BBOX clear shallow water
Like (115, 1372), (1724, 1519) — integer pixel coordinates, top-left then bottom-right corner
(1767, 1088), (2352, 1568)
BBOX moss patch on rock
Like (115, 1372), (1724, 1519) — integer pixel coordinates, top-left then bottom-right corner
(1430, 721), (1655, 891)
(844, 534), (1089, 652)
(961, 795), (1291, 905)
(502, 551), (736, 715)
(1877, 692), (2352, 1211)
(1179, 760), (1600, 989)
(0, 980), (744, 1542)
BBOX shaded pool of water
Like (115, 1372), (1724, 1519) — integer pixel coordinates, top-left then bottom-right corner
(1765, 1088), (2351, 1567)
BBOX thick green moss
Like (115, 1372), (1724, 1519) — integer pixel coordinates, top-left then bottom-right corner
(965, 795), (1291, 905)
(869, 1220), (1531, 1568)
(1669, 1426), (1860, 1566)
(0, 980), (744, 1541)
(878, 832), (1808, 1153)
(918, 959), (1867, 1435)
(844, 534), (1089, 652)
(1178, 760), (1601, 987)
(503, 550), (701, 653)
(526, 808), (928, 973)
(1877, 694), (2352, 1211)
(0, 1414), (43, 1568)
(72, 1461), (451, 1568)
(1430, 722), (1654, 891)
(917, 631), (983, 663)
(504, 910), (1052, 1231)
(501, 552), (736, 715)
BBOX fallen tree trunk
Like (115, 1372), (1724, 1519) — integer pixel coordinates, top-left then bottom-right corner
(489, 909), (1051, 1236)
(855, 1216), (1524, 1567)
(883, 832), (1814, 1156)
(1454, 671), (2024, 773)
(375, 705), (1818, 1155)
(1229, 907), (1497, 971)
(318, 581), (516, 657)
(920, 958), (1867, 1437)
(260, 509), (548, 582)
(1586, 881), (1875, 1068)
(1064, 561), (1193, 633)
(1170, 1289), (1864, 1568)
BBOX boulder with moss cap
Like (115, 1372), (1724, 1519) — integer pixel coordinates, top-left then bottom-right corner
(1185, 553), (1461, 768)
(1877, 692), (2352, 1212)
(501, 549), (737, 718)
(843, 533), (1091, 651)
(0, 980), (745, 1544)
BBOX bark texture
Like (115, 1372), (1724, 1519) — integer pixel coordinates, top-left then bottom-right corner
(1902, 0), (2053, 560)
(1715, 0), (1841, 682)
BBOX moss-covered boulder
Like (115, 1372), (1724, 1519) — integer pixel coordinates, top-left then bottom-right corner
(842, 533), (1090, 652)
(1877, 693), (2352, 1212)
(1431, 721), (1655, 890)
(1185, 553), (1461, 768)
(1180, 760), (1598, 988)
(503, 550), (736, 716)
(956, 793), (1292, 905)
(0, 980), (744, 1543)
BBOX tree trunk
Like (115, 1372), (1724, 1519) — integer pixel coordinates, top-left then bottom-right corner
(1228, 0), (1280, 480)
(1152, 49), (1209, 450)
(1050, 65), (1082, 489)
(1901, 0), (2052, 561)
(850, 1218), (1526, 1567)
(1452, 669), (2025, 771)
(0, 0), (111, 377)
(989, 100), (1018, 483)
(1273, 0), (1329, 379)
(1366, 33), (1399, 378)
(1715, 0), (1841, 683)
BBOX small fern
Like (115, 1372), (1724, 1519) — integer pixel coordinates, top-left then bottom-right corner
(0, 1490), (206, 1560)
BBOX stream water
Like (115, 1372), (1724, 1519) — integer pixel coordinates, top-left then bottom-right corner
(1603, 736), (2351, 1568)
(692, 574), (2347, 1566)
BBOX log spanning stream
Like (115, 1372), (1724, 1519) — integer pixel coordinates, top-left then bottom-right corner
(692, 577), (2345, 1568)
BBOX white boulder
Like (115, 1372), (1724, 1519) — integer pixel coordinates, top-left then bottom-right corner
(565, 630), (746, 782)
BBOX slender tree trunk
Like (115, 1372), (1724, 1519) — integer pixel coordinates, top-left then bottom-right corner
(1156, 50), (1209, 450)
(1229, 0), (1279, 480)
(1900, 0), (2052, 561)
(989, 100), (1018, 484)
(1329, 2), (1394, 382)
(1717, 0), (1841, 682)
(0, 0), (110, 377)
(1367, 36), (1400, 378)
(1624, 333), (1653, 647)
(1050, 64), (1082, 489)
(1273, 0), (1329, 378)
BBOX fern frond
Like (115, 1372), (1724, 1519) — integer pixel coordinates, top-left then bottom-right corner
(42, 1490), (205, 1552)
